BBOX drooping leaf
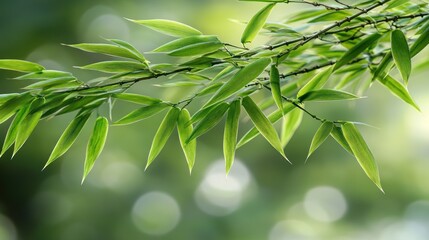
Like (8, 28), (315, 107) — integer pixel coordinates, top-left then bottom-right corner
(0, 59), (44, 72)
(168, 42), (224, 57)
(0, 93), (31, 124)
(307, 122), (334, 160)
(241, 3), (276, 44)
(146, 107), (181, 169)
(270, 65), (283, 113)
(242, 96), (289, 161)
(385, 0), (408, 9)
(82, 116), (109, 183)
(16, 70), (73, 80)
(377, 75), (420, 111)
(410, 22), (429, 57)
(153, 35), (219, 52)
(330, 126), (353, 155)
(189, 103), (223, 125)
(106, 39), (148, 64)
(299, 89), (359, 102)
(205, 58), (271, 107)
(0, 94), (19, 105)
(177, 109), (197, 173)
(333, 33), (382, 71)
(1, 105), (31, 157)
(44, 113), (92, 169)
(112, 93), (162, 105)
(23, 76), (77, 90)
(372, 52), (393, 81)
(66, 43), (142, 61)
(113, 102), (169, 125)
(78, 61), (147, 73)
(128, 19), (202, 37)
(187, 103), (229, 142)
(391, 30), (411, 84)
(223, 99), (241, 174)
(297, 67), (333, 97)
(281, 107), (303, 148)
(341, 122), (383, 192)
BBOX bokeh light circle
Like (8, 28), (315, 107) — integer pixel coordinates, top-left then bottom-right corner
(303, 186), (347, 222)
(0, 214), (17, 240)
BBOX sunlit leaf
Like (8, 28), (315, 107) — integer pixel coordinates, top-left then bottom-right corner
(177, 109), (197, 174)
(0, 59), (44, 72)
(242, 96), (288, 161)
(1, 105), (31, 157)
(78, 61), (147, 73)
(270, 65), (283, 113)
(241, 3), (276, 44)
(341, 122), (383, 192)
(44, 113), (92, 169)
(297, 66), (333, 98)
(330, 126), (353, 155)
(410, 22), (429, 57)
(391, 30), (411, 84)
(106, 39), (148, 64)
(169, 42), (224, 57)
(299, 89), (359, 102)
(281, 107), (303, 148)
(16, 70), (72, 80)
(372, 52), (393, 81)
(82, 116), (109, 183)
(307, 121), (334, 160)
(128, 19), (202, 37)
(224, 99), (241, 174)
(113, 102), (169, 125)
(377, 75), (420, 111)
(187, 103), (229, 142)
(23, 76), (77, 90)
(0, 93), (31, 124)
(153, 35), (219, 52)
(385, 0), (408, 9)
(146, 107), (181, 169)
(66, 43), (142, 61)
(112, 93), (162, 105)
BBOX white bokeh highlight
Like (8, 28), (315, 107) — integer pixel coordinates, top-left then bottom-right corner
(303, 186), (347, 222)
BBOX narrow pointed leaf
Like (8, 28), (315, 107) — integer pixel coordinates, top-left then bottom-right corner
(281, 107), (303, 148)
(297, 67), (333, 97)
(146, 107), (181, 169)
(1, 105), (31, 157)
(0, 93), (31, 124)
(307, 122), (334, 160)
(112, 93), (162, 105)
(270, 65), (283, 113)
(177, 109), (197, 173)
(391, 30), (411, 84)
(341, 122), (383, 192)
(241, 3), (276, 44)
(0, 59), (44, 72)
(223, 100), (241, 174)
(153, 35), (219, 52)
(330, 126), (353, 155)
(187, 103), (229, 142)
(299, 89), (359, 102)
(242, 96), (288, 161)
(333, 33), (382, 71)
(168, 42), (224, 57)
(16, 70), (72, 80)
(79, 61), (147, 73)
(128, 19), (202, 37)
(377, 75), (420, 111)
(410, 20), (429, 57)
(106, 39), (148, 64)
(372, 52), (393, 81)
(113, 102), (169, 125)
(205, 58), (271, 107)
(23, 76), (76, 90)
(67, 43), (142, 61)
(44, 113), (91, 168)
(82, 116), (109, 183)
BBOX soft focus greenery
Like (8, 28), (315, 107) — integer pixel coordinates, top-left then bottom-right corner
(1, 0), (429, 240)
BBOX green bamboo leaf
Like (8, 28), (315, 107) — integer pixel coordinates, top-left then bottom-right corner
(298, 89), (359, 102)
(1, 105), (31, 157)
(112, 93), (162, 105)
(197, 83), (223, 97)
(23, 76), (77, 90)
(391, 30), (411, 84)
(270, 65), (283, 113)
(341, 122), (383, 192)
(372, 52), (393, 81)
(78, 61), (147, 73)
(153, 35), (219, 52)
(0, 94), (20, 105)
(177, 109), (197, 174)
(16, 70), (73, 80)
(307, 122), (334, 160)
(128, 19), (202, 37)
(66, 43), (142, 61)
(410, 22), (429, 57)
(82, 116), (109, 183)
(113, 102), (169, 125)
(187, 103), (229, 142)
(297, 67), (333, 97)
(13, 98), (45, 156)
(309, 11), (352, 23)
(385, 0), (408, 9)
(239, 0), (283, 2)
(189, 103), (223, 125)
(333, 33), (382, 71)
(377, 75), (420, 111)
(241, 3), (276, 44)
(242, 96), (289, 162)
(44, 113), (92, 169)
(223, 100), (241, 174)
(146, 107), (181, 169)
(0, 93), (31, 124)
(237, 103), (295, 148)
(106, 39), (148, 64)
(205, 58), (271, 107)
(0, 59), (44, 72)
(281, 107), (303, 148)
(330, 126), (353, 155)
(168, 42), (224, 57)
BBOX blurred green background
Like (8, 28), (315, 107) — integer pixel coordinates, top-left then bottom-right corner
(1, 0), (429, 239)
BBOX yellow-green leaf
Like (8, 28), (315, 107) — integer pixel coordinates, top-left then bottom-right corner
(0, 93), (31, 124)
(78, 61), (147, 73)
(82, 116), (109, 183)
(341, 122), (383, 192)
(168, 42), (224, 57)
(1, 105), (31, 157)
(330, 126), (353, 155)
(372, 52), (393, 81)
(298, 89), (359, 102)
(205, 58), (271, 107)
(242, 96), (289, 162)
(187, 103), (229, 142)
(106, 39), (148, 64)
(44, 113), (92, 169)
(0, 59), (44, 72)
(128, 19), (202, 37)
(270, 65), (283, 113)
(307, 122), (334, 160)
(223, 99), (241, 174)
(112, 93), (162, 105)
(113, 102), (169, 125)
(377, 75), (420, 111)
(297, 67), (333, 97)
(153, 35), (219, 52)
(411, 22), (429, 57)
(67, 43), (142, 61)
(391, 30), (411, 84)
(241, 3), (276, 44)
(146, 107), (181, 169)
(177, 109), (197, 174)
(281, 107), (303, 148)
(16, 70), (73, 80)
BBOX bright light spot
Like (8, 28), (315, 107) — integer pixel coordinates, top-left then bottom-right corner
(380, 220), (429, 240)
(269, 220), (315, 240)
(131, 192), (181, 236)
(195, 159), (253, 216)
(303, 186), (347, 222)
(405, 200), (429, 223)
(0, 214), (17, 240)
